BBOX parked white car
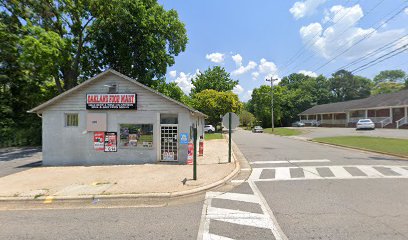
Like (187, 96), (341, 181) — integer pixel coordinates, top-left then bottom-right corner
(252, 126), (264, 133)
(204, 125), (215, 133)
(356, 119), (375, 130)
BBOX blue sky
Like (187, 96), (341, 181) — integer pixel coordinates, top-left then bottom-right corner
(158, 0), (408, 101)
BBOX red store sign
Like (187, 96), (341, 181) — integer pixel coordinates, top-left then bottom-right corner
(86, 93), (137, 110)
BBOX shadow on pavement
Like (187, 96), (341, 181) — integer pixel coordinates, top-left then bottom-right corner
(0, 148), (41, 162)
(17, 161), (42, 168)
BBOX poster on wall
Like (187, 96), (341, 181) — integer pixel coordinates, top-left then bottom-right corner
(104, 132), (117, 152)
(86, 93), (137, 110)
(93, 132), (105, 151)
(163, 152), (175, 161)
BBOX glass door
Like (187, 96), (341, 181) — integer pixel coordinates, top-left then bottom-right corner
(160, 124), (178, 161)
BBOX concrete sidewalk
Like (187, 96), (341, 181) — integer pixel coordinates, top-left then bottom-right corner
(0, 139), (237, 201)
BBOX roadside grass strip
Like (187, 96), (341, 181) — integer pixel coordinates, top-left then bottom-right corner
(313, 136), (408, 157)
(264, 128), (303, 136)
(205, 133), (223, 140)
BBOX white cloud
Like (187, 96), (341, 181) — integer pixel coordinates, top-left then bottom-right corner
(205, 52), (225, 63)
(258, 58), (278, 75)
(232, 84), (244, 95)
(242, 90), (253, 102)
(169, 70), (177, 78)
(299, 4), (406, 59)
(299, 70), (318, 77)
(174, 71), (196, 94)
(405, 7), (408, 15)
(232, 61), (257, 76)
(232, 54), (243, 66)
(290, 0), (326, 19)
(251, 72), (259, 80)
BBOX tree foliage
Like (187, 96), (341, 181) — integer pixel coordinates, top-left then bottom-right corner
(373, 70), (406, 84)
(2, 0), (188, 91)
(0, 0), (187, 147)
(329, 70), (372, 102)
(239, 110), (255, 127)
(192, 90), (242, 126)
(191, 66), (238, 95)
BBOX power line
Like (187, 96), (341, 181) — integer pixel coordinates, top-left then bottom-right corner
(337, 33), (408, 71)
(312, 4), (407, 73)
(278, 0), (355, 76)
(351, 44), (408, 73)
(281, 0), (386, 76)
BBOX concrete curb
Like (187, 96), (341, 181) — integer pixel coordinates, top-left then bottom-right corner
(0, 147), (241, 202)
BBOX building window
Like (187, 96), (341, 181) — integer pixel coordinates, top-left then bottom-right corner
(119, 124), (153, 148)
(108, 83), (117, 93)
(65, 113), (79, 127)
(160, 114), (178, 124)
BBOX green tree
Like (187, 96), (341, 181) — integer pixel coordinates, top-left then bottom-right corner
(3, 0), (188, 91)
(239, 110), (255, 128)
(371, 70), (407, 95)
(250, 85), (284, 128)
(152, 80), (191, 105)
(371, 82), (405, 95)
(329, 70), (372, 101)
(192, 90), (242, 125)
(191, 66), (238, 95)
(373, 70), (407, 84)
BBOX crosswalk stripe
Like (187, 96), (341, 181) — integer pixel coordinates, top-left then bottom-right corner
(389, 166), (408, 176)
(250, 165), (408, 181)
(329, 166), (353, 178)
(203, 233), (235, 240)
(207, 207), (273, 229)
(303, 167), (322, 179)
(358, 166), (385, 177)
(250, 159), (330, 165)
(275, 168), (291, 180)
(208, 192), (260, 204)
(249, 168), (263, 180)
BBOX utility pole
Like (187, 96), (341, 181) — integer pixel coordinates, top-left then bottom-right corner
(266, 77), (278, 132)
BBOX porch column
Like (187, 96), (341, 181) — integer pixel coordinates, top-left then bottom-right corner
(390, 108), (393, 122)
(364, 109), (368, 118)
(332, 114), (334, 125)
(405, 107), (407, 119)
(346, 112), (350, 127)
(299, 115), (302, 121)
(307, 115), (309, 120)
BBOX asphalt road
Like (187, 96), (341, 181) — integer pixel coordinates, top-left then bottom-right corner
(1, 131), (408, 239)
(232, 129), (408, 240)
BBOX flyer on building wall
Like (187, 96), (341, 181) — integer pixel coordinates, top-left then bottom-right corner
(94, 132), (105, 151)
(104, 132), (117, 152)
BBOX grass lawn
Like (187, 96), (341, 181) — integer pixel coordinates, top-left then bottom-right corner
(313, 136), (408, 157)
(205, 133), (223, 140)
(264, 127), (303, 136)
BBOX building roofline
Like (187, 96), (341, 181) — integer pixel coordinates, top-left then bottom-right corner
(28, 69), (207, 117)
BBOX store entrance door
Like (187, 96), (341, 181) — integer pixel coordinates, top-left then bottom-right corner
(160, 124), (178, 161)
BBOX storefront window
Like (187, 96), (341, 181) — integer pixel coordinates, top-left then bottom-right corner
(119, 124), (153, 148)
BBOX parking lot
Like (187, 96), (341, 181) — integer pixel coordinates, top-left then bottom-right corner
(292, 127), (408, 140)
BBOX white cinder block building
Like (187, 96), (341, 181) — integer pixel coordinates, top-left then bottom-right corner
(29, 69), (206, 166)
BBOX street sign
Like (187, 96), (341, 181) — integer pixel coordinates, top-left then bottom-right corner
(222, 112), (240, 129)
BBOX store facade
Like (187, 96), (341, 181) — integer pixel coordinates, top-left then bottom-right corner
(29, 69), (206, 166)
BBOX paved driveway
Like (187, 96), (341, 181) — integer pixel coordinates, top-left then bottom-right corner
(0, 147), (42, 177)
(294, 127), (408, 139)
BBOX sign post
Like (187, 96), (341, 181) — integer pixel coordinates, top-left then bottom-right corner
(222, 112), (239, 163)
(193, 127), (197, 180)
